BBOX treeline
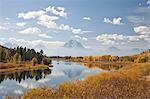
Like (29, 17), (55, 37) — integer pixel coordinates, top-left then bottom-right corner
(0, 45), (51, 66)
(50, 50), (150, 63)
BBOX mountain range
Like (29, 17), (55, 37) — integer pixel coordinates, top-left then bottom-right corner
(2, 40), (145, 56)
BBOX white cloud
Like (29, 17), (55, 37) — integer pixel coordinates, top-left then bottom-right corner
(71, 28), (82, 34)
(17, 6), (85, 34)
(37, 20), (59, 29)
(59, 24), (71, 31)
(46, 6), (67, 18)
(134, 26), (150, 35)
(82, 31), (93, 33)
(74, 35), (88, 41)
(38, 15), (59, 21)
(147, 0), (150, 5)
(96, 34), (142, 45)
(39, 34), (52, 39)
(5, 17), (10, 20)
(37, 15), (83, 34)
(83, 17), (91, 20)
(16, 22), (26, 27)
(19, 27), (42, 34)
(19, 27), (52, 39)
(18, 10), (46, 19)
(37, 15), (59, 29)
(82, 37), (88, 41)
(103, 17), (123, 25)
(0, 26), (8, 30)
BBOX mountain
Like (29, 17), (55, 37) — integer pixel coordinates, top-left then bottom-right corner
(3, 43), (18, 48)
(107, 46), (121, 52)
(33, 44), (48, 53)
(34, 44), (47, 50)
(131, 48), (143, 53)
(63, 40), (84, 49)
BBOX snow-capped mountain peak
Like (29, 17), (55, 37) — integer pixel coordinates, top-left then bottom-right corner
(63, 40), (84, 49)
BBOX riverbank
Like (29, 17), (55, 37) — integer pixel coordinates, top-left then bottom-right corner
(0, 63), (51, 74)
(24, 62), (150, 99)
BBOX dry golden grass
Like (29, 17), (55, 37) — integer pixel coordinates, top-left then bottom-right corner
(0, 63), (49, 73)
(24, 62), (150, 99)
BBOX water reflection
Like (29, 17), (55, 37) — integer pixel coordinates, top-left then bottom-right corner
(83, 63), (123, 71)
(0, 69), (52, 84)
(0, 61), (105, 97)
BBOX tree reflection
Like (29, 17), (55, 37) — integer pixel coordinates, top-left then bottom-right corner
(83, 63), (123, 71)
(0, 69), (52, 84)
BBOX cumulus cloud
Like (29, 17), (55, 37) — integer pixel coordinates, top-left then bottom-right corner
(37, 14), (83, 34)
(133, 25), (150, 43)
(96, 34), (142, 45)
(16, 22), (26, 27)
(45, 6), (67, 18)
(71, 28), (82, 34)
(134, 26), (150, 35)
(147, 0), (150, 5)
(37, 20), (59, 29)
(19, 27), (52, 39)
(83, 17), (91, 20)
(74, 35), (88, 41)
(103, 17), (123, 25)
(19, 27), (42, 34)
(37, 15), (59, 29)
(59, 24), (71, 31)
(18, 10), (46, 19)
(38, 15), (59, 21)
(17, 6), (86, 34)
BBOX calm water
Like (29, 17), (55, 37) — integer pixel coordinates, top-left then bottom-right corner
(0, 61), (107, 98)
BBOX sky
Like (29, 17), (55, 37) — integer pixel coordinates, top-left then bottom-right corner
(0, 0), (150, 55)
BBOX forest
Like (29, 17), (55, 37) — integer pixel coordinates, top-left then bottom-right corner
(0, 45), (52, 73)
(50, 49), (150, 63)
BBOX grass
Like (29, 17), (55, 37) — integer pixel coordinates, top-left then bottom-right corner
(24, 62), (150, 99)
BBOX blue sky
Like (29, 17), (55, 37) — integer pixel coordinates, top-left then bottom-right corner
(0, 0), (150, 54)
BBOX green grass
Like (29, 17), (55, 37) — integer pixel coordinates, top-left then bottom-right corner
(24, 62), (150, 99)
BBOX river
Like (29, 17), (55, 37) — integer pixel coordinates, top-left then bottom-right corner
(0, 60), (109, 98)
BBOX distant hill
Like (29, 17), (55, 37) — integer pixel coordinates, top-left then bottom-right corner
(3, 42), (18, 48)
(63, 40), (85, 49)
(107, 46), (121, 52)
(131, 48), (143, 53)
(34, 44), (47, 52)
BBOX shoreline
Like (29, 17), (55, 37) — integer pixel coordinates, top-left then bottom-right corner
(0, 63), (52, 74)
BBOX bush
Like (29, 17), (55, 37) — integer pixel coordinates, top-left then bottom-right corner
(31, 57), (38, 66)
(43, 58), (52, 65)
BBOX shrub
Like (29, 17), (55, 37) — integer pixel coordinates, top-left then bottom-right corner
(31, 57), (38, 66)
(43, 58), (52, 65)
